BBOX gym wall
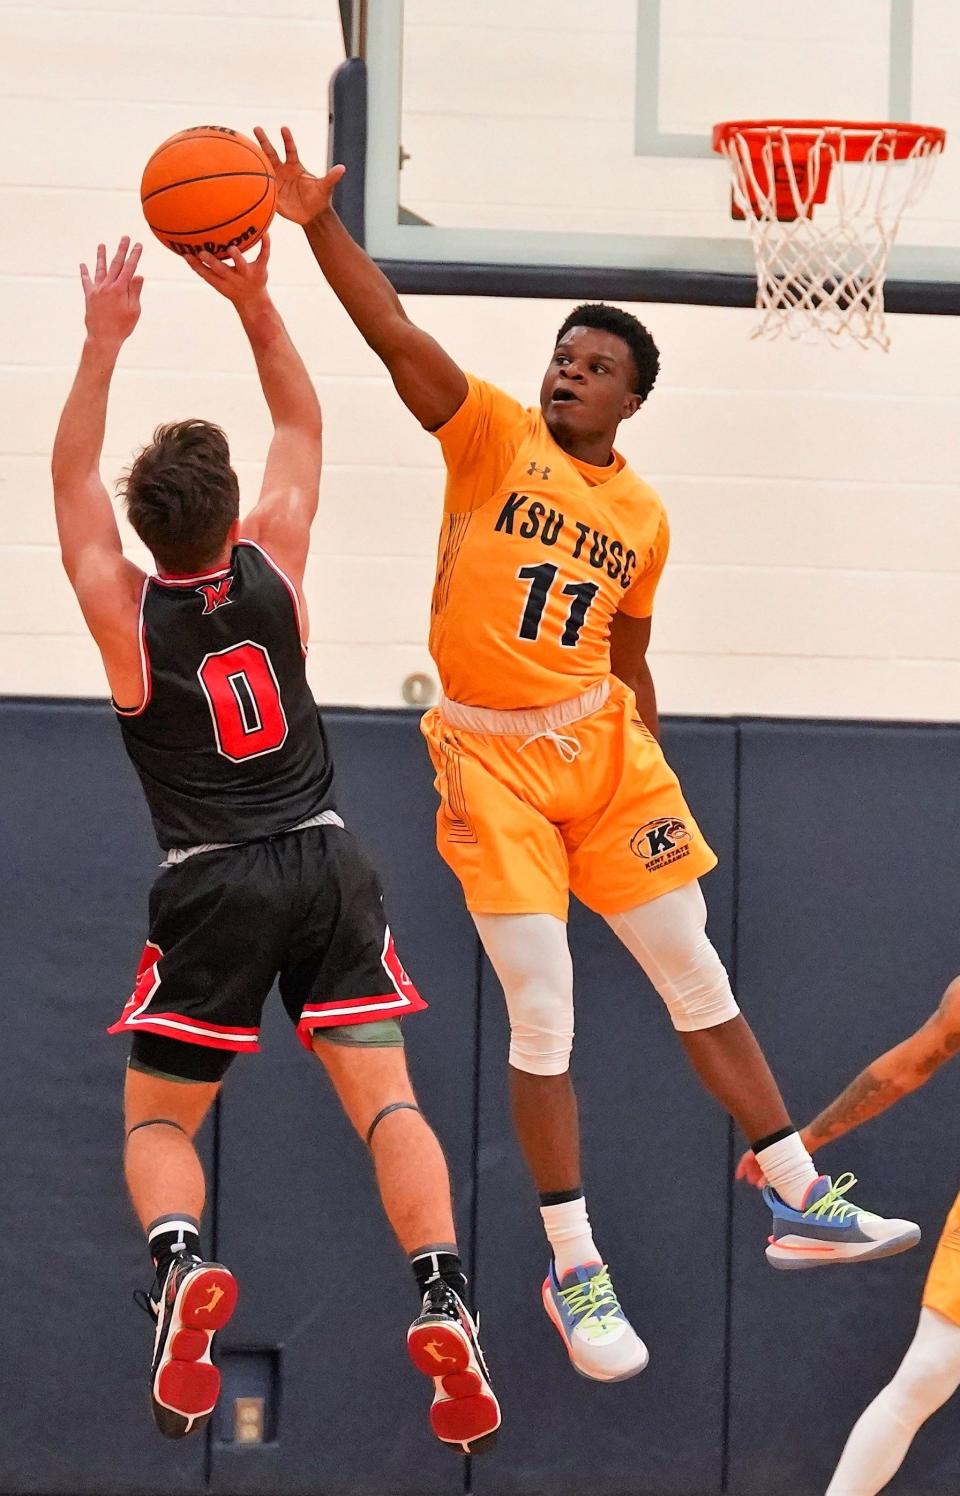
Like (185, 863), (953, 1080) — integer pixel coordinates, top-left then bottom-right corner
(1, 700), (958, 1496)
(2, 0), (958, 720)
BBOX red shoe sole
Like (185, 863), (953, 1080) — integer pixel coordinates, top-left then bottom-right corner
(156, 1267), (238, 1420)
(407, 1322), (500, 1450)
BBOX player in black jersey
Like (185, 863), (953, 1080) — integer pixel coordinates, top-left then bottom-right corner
(50, 236), (499, 1454)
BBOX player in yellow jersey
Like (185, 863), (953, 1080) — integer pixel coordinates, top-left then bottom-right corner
(255, 124), (918, 1383)
(737, 976), (960, 1494)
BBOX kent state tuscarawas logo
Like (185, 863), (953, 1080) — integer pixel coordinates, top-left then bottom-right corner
(630, 817), (692, 872)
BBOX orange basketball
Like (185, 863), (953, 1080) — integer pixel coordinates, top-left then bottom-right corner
(141, 126), (276, 259)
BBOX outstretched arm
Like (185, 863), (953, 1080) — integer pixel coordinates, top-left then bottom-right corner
(738, 976), (960, 1184)
(803, 977), (960, 1149)
(185, 236), (320, 602)
(254, 126), (467, 431)
(51, 237), (146, 702)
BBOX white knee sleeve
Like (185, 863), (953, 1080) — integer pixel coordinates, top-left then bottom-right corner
(473, 913), (574, 1076)
(605, 881), (740, 1032)
(825, 1309), (960, 1495)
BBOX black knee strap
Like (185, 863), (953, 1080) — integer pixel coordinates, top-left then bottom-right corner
(126, 1118), (188, 1140)
(365, 1102), (422, 1148)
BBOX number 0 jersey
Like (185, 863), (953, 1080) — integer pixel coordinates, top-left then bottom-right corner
(430, 376), (669, 710)
(115, 540), (334, 849)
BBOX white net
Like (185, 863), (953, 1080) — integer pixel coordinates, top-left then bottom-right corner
(715, 122), (945, 350)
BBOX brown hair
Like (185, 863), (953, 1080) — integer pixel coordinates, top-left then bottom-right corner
(120, 420), (240, 572)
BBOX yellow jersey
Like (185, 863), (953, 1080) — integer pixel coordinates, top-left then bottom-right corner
(429, 376), (669, 709)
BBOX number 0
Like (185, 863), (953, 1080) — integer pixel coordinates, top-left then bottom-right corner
(198, 641), (288, 762)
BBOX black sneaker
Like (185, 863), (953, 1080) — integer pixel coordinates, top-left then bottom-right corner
(139, 1253), (238, 1438)
(406, 1279), (501, 1454)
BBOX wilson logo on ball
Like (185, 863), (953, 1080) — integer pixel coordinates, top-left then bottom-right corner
(169, 226), (259, 258)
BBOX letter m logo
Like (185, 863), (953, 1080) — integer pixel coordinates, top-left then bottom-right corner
(197, 577), (233, 614)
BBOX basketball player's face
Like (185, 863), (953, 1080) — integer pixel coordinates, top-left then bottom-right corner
(540, 327), (641, 450)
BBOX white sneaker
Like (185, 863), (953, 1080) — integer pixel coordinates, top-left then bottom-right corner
(764, 1173), (921, 1269)
(541, 1262), (648, 1383)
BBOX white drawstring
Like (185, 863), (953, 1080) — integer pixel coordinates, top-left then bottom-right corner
(518, 729), (582, 763)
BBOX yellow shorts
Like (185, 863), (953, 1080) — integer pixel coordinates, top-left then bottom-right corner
(420, 677), (718, 921)
(922, 1190), (960, 1327)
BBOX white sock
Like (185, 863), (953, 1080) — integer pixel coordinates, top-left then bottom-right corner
(826, 1308), (960, 1495)
(753, 1131), (818, 1209)
(539, 1195), (601, 1279)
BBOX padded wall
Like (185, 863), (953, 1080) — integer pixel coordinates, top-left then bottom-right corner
(728, 723), (960, 1496)
(470, 722), (738, 1496)
(2, 702), (958, 1496)
(0, 702), (212, 1494)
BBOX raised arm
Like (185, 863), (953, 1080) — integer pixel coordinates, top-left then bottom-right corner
(737, 976), (960, 1184)
(254, 126), (467, 431)
(185, 236), (320, 599)
(51, 237), (146, 704)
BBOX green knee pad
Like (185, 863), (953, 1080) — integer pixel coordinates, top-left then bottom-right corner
(315, 1018), (404, 1048)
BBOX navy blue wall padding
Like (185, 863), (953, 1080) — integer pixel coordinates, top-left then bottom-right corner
(0, 702), (212, 1494)
(470, 722), (738, 1496)
(3, 700), (960, 1496)
(727, 723), (960, 1496)
(210, 712), (477, 1496)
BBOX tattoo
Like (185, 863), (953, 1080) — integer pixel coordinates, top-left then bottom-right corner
(805, 1067), (903, 1148)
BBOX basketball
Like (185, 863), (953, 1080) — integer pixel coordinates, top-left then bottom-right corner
(140, 126), (276, 259)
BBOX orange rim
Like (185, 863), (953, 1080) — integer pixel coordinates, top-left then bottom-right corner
(712, 118), (946, 162)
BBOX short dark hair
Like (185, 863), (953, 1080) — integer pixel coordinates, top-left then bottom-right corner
(120, 420), (240, 573)
(555, 303), (660, 402)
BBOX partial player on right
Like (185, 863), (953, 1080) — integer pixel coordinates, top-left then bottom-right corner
(255, 123), (920, 1389)
(738, 976), (960, 1496)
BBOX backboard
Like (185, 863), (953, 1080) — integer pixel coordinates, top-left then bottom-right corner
(331, 0), (960, 311)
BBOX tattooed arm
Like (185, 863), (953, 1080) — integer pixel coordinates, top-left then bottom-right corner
(737, 976), (960, 1184)
(803, 977), (960, 1149)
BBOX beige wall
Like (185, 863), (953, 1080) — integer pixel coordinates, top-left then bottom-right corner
(3, 1), (959, 719)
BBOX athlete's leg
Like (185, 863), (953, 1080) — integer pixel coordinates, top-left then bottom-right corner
(472, 912), (580, 1193)
(124, 1064), (219, 1233)
(311, 1028), (456, 1254)
(474, 910), (647, 1382)
(125, 1036), (238, 1440)
(825, 1308), (960, 1495)
(312, 1025), (500, 1452)
(608, 881), (919, 1264)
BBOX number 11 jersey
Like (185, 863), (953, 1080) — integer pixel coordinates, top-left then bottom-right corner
(115, 540), (334, 849)
(429, 376), (669, 710)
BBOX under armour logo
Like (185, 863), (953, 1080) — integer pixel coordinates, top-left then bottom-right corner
(526, 461), (551, 481)
(197, 577), (233, 614)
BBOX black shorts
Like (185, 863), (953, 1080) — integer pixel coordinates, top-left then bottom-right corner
(108, 824), (426, 1055)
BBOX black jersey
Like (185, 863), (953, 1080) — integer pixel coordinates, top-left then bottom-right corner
(116, 541), (335, 849)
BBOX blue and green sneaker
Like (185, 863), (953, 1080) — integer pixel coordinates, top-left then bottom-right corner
(764, 1172), (920, 1269)
(541, 1262), (648, 1382)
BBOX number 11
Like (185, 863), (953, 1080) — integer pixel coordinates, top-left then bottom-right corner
(517, 563), (600, 648)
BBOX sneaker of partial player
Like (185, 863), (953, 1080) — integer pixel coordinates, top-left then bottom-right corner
(541, 1261), (649, 1383)
(764, 1172), (921, 1270)
(137, 1252), (239, 1438)
(406, 1279), (501, 1454)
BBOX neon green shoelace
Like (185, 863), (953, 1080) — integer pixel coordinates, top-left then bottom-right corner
(558, 1267), (623, 1340)
(802, 1171), (878, 1224)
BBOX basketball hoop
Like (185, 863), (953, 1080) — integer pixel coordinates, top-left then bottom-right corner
(712, 119), (946, 349)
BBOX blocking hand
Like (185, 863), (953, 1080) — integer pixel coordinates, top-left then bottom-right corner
(254, 125), (346, 225)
